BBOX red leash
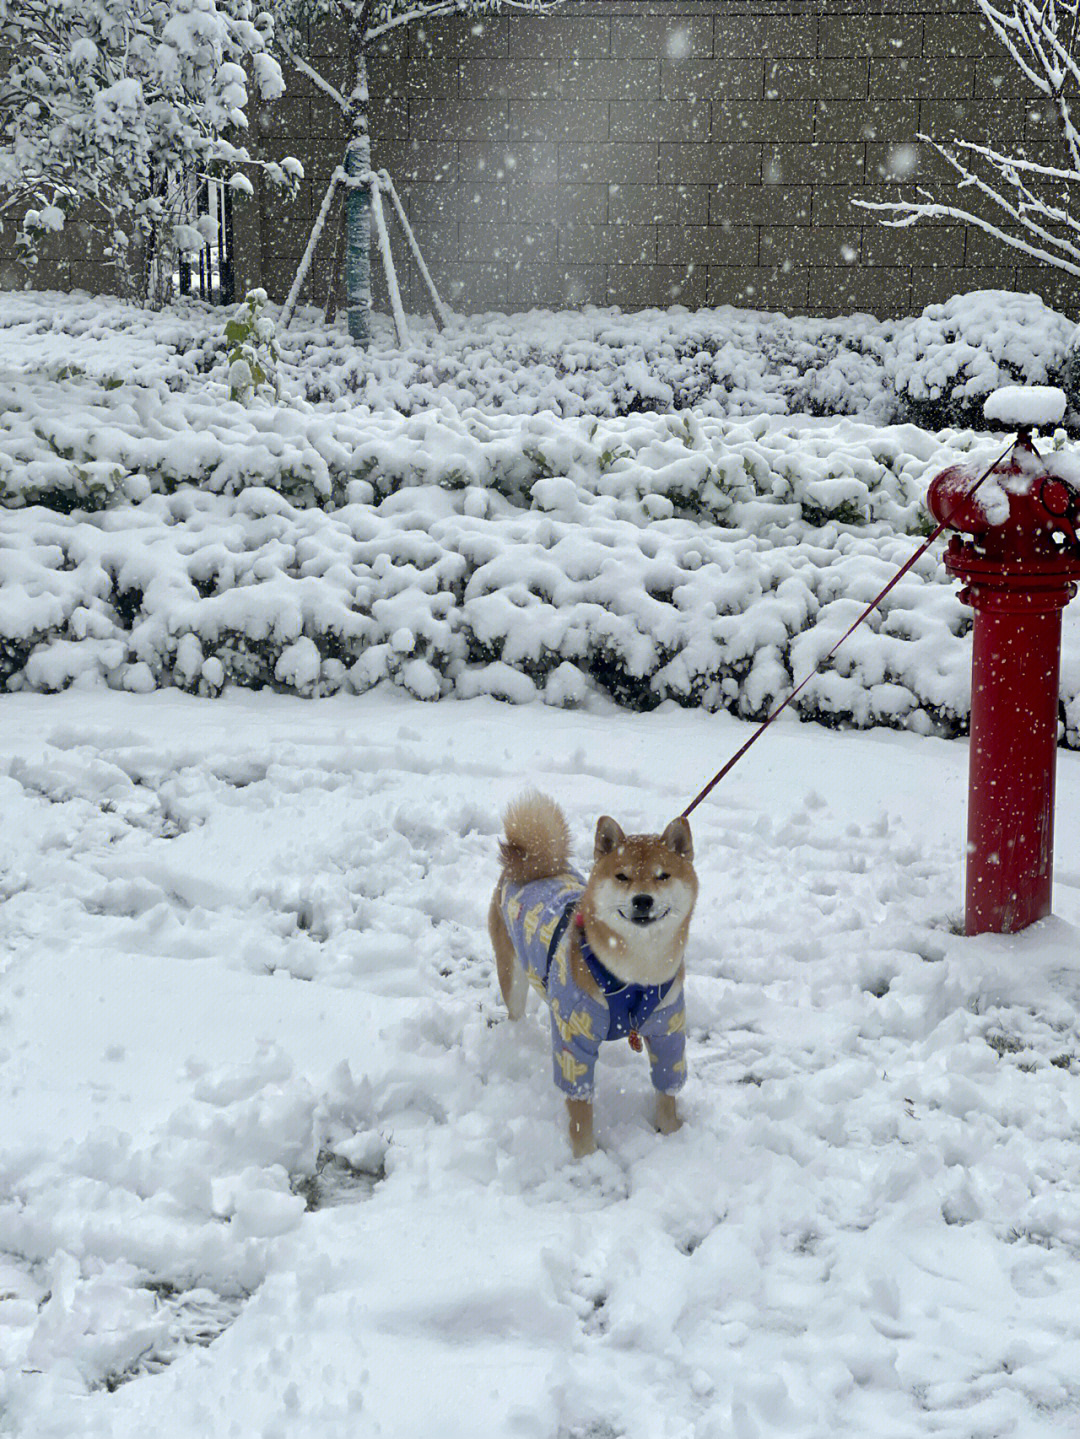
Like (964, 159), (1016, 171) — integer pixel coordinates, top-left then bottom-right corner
(681, 435), (1019, 819)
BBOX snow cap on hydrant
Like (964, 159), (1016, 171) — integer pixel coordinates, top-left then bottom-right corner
(927, 385), (1080, 936)
(982, 384), (1066, 431)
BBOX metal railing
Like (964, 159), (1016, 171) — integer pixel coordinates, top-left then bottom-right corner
(176, 178), (235, 304)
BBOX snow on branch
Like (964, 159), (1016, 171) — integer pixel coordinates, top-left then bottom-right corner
(273, 30), (349, 112)
(856, 130), (1080, 275)
(364, 0), (564, 43)
(858, 0), (1080, 285)
(0, 0), (301, 306)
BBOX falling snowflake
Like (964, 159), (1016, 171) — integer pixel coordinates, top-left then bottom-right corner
(666, 27), (692, 59)
(886, 143), (918, 179)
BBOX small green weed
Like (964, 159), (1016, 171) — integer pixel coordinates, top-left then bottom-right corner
(223, 289), (280, 406)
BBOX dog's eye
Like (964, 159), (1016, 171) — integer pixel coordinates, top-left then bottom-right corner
(655, 871), (670, 883)
(615, 872), (630, 883)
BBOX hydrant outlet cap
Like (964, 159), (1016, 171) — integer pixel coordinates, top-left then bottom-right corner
(983, 384), (1066, 430)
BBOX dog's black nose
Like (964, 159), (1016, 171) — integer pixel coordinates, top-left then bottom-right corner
(631, 893), (654, 915)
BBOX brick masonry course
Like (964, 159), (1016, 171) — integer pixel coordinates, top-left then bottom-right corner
(7, 0), (1079, 319)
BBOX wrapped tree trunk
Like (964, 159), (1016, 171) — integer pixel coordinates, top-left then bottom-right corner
(344, 50), (373, 345)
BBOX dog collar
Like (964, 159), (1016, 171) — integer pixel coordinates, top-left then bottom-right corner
(547, 904), (674, 1049)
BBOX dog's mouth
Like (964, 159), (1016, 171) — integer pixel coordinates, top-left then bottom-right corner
(619, 907), (671, 927)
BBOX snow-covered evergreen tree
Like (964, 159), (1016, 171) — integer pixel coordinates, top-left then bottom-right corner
(857, 0), (1080, 287)
(269, 0), (564, 345)
(0, 0), (301, 306)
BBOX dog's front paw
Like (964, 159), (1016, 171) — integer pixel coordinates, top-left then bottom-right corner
(654, 1092), (682, 1135)
(566, 1097), (596, 1158)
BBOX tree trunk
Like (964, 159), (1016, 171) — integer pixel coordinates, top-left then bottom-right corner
(344, 48), (372, 346)
(143, 165), (180, 310)
(144, 224), (175, 310)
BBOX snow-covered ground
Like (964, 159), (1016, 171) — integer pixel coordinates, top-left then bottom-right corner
(3, 688), (1080, 1438)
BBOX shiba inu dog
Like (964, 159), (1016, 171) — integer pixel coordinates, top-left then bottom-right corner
(488, 792), (698, 1157)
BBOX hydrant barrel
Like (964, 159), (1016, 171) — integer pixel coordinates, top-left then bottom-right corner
(964, 582), (1068, 933)
(927, 426), (1080, 935)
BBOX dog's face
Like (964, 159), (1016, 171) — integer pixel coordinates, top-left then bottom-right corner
(580, 815), (698, 982)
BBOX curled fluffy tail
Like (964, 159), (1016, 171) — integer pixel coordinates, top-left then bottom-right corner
(499, 792), (572, 885)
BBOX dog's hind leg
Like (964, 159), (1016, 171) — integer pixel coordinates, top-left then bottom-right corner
(489, 892), (528, 1020)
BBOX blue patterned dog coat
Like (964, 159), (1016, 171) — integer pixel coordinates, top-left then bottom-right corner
(500, 872), (687, 1101)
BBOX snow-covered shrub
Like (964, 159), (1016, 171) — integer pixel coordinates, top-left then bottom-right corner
(5, 290), (1079, 463)
(289, 293), (1075, 432)
(224, 289), (280, 405)
(297, 305), (900, 422)
(885, 292), (1078, 432)
(0, 325), (943, 517)
(7, 289), (1080, 737)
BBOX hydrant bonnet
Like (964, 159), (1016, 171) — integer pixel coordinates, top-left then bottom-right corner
(927, 445), (1080, 563)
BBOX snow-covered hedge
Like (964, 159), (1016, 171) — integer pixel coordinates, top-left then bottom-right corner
(0, 432), (968, 731)
(885, 291), (1080, 433)
(5, 400), (1066, 738)
(2, 289), (1077, 514)
(1, 287), (1077, 453)
(4, 289), (1080, 738)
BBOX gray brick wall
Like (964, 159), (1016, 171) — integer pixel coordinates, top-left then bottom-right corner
(0, 215), (123, 299)
(8, 1), (1080, 320)
(245, 0), (1078, 319)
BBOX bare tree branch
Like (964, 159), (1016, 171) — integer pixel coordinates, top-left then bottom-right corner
(365, 0), (562, 43)
(275, 28), (348, 111)
(860, 0), (1080, 288)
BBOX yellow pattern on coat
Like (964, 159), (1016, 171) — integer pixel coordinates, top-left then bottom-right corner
(551, 997), (596, 1045)
(556, 1048), (589, 1086)
(522, 903), (545, 945)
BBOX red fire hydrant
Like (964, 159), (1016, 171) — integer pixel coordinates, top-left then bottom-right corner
(927, 387), (1080, 935)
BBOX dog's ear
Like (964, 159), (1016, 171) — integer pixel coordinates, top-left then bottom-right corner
(661, 816), (693, 860)
(594, 816), (625, 858)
